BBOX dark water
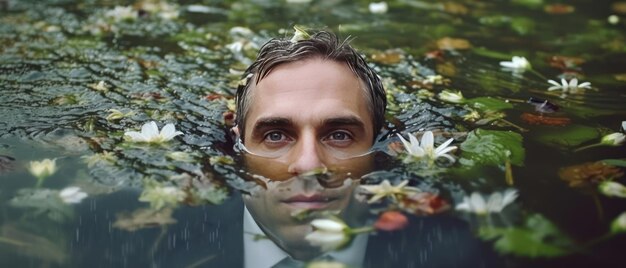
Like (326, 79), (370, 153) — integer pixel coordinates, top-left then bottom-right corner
(1, 0), (626, 267)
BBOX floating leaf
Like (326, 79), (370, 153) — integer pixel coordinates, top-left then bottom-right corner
(370, 49), (404, 65)
(479, 214), (574, 257)
(510, 17), (536, 35)
(468, 97), (514, 112)
(533, 124), (599, 149)
(544, 4), (575, 14)
(520, 113), (571, 126)
(602, 159), (626, 168)
(113, 208), (177, 232)
(436, 37), (472, 51)
(0, 224), (67, 264)
(459, 129), (525, 167)
(559, 161), (624, 188)
(511, 0), (544, 9)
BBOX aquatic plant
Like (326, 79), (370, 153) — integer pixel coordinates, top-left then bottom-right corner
(369, 2), (388, 14)
(124, 121), (183, 144)
(547, 78), (592, 93)
(28, 159), (57, 187)
(374, 211), (408, 231)
(396, 131), (457, 165)
(58, 187), (88, 204)
(438, 89), (465, 103)
(599, 181), (626, 198)
(499, 56), (531, 72)
(611, 212), (626, 234)
(305, 217), (372, 252)
(455, 189), (518, 215)
(359, 179), (421, 204)
(139, 183), (186, 210)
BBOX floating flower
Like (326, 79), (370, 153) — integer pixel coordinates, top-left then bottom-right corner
(59, 186), (88, 204)
(601, 132), (626, 146)
(369, 2), (388, 14)
(124, 121), (183, 143)
(547, 78), (591, 93)
(499, 56), (531, 72)
(455, 189), (518, 215)
(374, 211), (408, 231)
(359, 179), (421, 203)
(139, 185), (186, 210)
(104, 6), (137, 22)
(599, 181), (626, 198)
(611, 212), (626, 234)
(397, 131), (457, 164)
(621, 121), (626, 132)
(28, 158), (57, 184)
(106, 108), (135, 121)
(305, 218), (350, 251)
(438, 89), (465, 103)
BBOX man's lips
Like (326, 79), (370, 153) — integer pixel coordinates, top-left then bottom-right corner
(281, 194), (338, 209)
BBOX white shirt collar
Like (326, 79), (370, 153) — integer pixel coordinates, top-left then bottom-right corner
(243, 206), (368, 268)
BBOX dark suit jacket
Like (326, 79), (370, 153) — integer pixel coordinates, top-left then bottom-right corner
(74, 191), (500, 268)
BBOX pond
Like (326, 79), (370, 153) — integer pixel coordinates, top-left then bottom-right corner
(1, 0), (626, 267)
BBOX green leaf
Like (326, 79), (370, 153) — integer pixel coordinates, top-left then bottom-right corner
(601, 159), (626, 168)
(459, 129), (525, 167)
(533, 124), (599, 149)
(511, 0), (544, 9)
(479, 214), (574, 258)
(468, 97), (514, 112)
(510, 17), (536, 35)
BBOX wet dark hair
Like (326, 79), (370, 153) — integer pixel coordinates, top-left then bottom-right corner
(235, 30), (386, 141)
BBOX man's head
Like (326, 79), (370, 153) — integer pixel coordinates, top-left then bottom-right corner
(232, 30), (385, 260)
(235, 30), (386, 141)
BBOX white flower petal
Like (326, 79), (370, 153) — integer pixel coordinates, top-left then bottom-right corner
(486, 192), (503, 212)
(421, 131), (434, 151)
(501, 189), (519, 207)
(547, 80), (561, 87)
(578, 82), (591, 88)
(434, 138), (455, 154)
(408, 133), (421, 153)
(311, 219), (345, 232)
(142, 121), (159, 137)
(470, 193), (486, 214)
(124, 131), (148, 142)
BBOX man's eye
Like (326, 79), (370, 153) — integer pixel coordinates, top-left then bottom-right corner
(328, 132), (350, 141)
(264, 131), (288, 142)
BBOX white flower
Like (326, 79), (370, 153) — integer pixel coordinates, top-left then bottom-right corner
(547, 78), (591, 93)
(124, 121), (183, 143)
(359, 179), (421, 203)
(621, 121), (626, 132)
(599, 181), (626, 198)
(611, 212), (626, 234)
(499, 56), (531, 71)
(438, 89), (465, 103)
(397, 131), (457, 163)
(59, 186), (88, 204)
(369, 2), (388, 14)
(455, 189), (518, 215)
(28, 158), (57, 180)
(608, 15), (620, 25)
(305, 218), (350, 251)
(105, 6), (137, 22)
(601, 132), (626, 146)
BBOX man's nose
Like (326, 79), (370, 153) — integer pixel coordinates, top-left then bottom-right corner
(287, 134), (326, 175)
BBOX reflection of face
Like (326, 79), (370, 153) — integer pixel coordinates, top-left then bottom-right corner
(239, 58), (374, 259)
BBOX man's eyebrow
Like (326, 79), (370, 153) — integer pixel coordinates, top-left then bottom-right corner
(322, 116), (366, 129)
(251, 117), (294, 134)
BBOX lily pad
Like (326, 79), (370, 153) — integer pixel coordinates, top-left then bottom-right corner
(533, 124), (599, 149)
(468, 97), (514, 112)
(479, 214), (574, 257)
(459, 129), (525, 167)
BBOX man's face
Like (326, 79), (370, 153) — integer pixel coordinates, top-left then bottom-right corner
(238, 58), (374, 257)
